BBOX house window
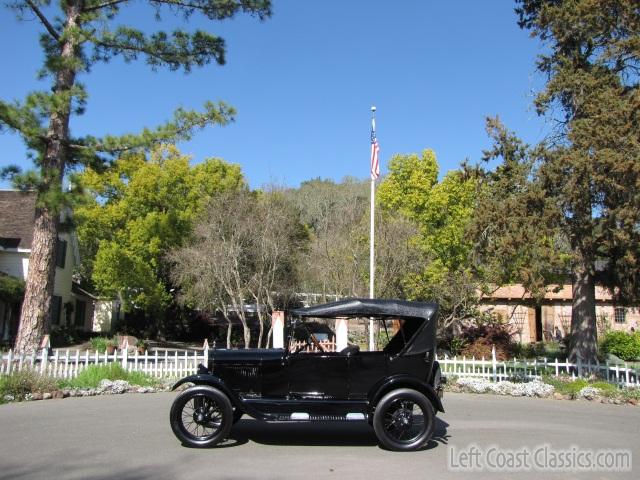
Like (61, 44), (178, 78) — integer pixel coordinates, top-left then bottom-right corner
(74, 300), (86, 328)
(51, 295), (62, 326)
(614, 307), (626, 324)
(56, 239), (67, 268)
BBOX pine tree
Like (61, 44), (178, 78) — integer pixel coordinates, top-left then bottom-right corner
(515, 0), (640, 362)
(0, 0), (271, 353)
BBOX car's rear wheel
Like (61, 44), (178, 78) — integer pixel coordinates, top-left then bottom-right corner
(373, 388), (435, 451)
(170, 385), (233, 448)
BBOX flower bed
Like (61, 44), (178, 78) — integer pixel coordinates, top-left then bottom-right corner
(453, 377), (555, 397)
(447, 375), (640, 406)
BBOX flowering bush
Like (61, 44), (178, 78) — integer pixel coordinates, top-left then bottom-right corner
(579, 386), (600, 400)
(456, 378), (491, 393)
(456, 377), (555, 397)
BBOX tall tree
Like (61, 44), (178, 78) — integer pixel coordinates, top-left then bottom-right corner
(75, 145), (244, 328)
(515, 0), (640, 362)
(378, 149), (478, 278)
(284, 177), (424, 302)
(0, 0), (271, 353)
(377, 149), (480, 329)
(170, 190), (256, 348)
(471, 117), (569, 298)
(290, 178), (371, 298)
(245, 187), (307, 347)
(169, 189), (305, 348)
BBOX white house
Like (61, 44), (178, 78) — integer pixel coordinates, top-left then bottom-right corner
(0, 190), (115, 343)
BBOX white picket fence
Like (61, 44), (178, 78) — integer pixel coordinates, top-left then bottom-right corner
(436, 347), (640, 388)
(0, 348), (209, 379)
(1, 346), (639, 388)
(288, 337), (336, 353)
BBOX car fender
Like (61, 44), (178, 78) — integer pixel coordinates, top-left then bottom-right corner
(171, 374), (242, 409)
(368, 374), (445, 413)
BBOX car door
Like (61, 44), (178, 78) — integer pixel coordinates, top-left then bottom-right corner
(347, 352), (388, 399)
(287, 351), (349, 399)
(260, 349), (289, 398)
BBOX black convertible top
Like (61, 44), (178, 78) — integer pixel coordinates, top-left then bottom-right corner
(291, 298), (437, 322)
(291, 298), (439, 355)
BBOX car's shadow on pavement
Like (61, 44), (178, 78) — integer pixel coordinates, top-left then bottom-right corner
(225, 416), (450, 450)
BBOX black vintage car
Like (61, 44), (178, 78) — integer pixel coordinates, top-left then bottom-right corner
(169, 298), (445, 451)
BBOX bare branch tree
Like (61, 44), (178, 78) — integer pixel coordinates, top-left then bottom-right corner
(170, 189), (304, 348)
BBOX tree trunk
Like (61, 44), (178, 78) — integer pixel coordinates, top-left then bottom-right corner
(266, 324), (273, 348)
(13, 210), (59, 353)
(569, 263), (598, 364)
(243, 323), (251, 349)
(13, 1), (81, 354)
(257, 309), (264, 349)
(226, 321), (232, 349)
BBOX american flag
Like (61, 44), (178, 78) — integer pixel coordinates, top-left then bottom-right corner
(370, 119), (380, 180)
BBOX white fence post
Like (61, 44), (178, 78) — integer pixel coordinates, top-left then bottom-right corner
(7, 350), (13, 375)
(121, 342), (128, 370)
(491, 346), (497, 383)
(40, 348), (47, 374)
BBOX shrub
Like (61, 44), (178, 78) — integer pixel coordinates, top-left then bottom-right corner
(448, 337), (468, 356)
(512, 341), (564, 359)
(50, 324), (81, 348)
(589, 381), (619, 398)
(89, 336), (117, 352)
(0, 274), (25, 304)
(601, 331), (640, 361)
(461, 338), (505, 359)
(0, 369), (59, 401)
(542, 376), (589, 398)
(621, 388), (640, 401)
(458, 320), (515, 360)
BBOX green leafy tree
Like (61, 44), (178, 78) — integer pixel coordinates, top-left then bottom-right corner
(0, 0), (271, 353)
(378, 150), (438, 222)
(76, 145), (244, 327)
(379, 149), (477, 278)
(378, 149), (479, 329)
(515, 0), (640, 362)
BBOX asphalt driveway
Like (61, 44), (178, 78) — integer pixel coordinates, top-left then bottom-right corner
(0, 392), (637, 479)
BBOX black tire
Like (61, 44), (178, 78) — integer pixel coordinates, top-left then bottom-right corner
(170, 385), (233, 448)
(372, 388), (435, 451)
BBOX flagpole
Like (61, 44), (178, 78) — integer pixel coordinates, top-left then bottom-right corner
(369, 106), (376, 352)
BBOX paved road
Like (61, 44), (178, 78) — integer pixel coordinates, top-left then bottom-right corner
(0, 392), (637, 480)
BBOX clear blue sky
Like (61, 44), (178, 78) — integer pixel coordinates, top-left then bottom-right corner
(1, 0), (548, 189)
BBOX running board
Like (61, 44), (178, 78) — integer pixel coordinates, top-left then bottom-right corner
(281, 412), (366, 422)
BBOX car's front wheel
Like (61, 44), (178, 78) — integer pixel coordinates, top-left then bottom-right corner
(170, 385), (233, 448)
(372, 388), (435, 451)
